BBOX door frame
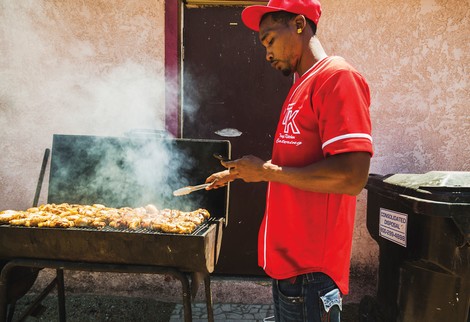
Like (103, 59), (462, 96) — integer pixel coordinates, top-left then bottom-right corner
(164, 0), (267, 137)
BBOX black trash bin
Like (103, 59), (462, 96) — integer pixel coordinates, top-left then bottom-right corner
(360, 171), (470, 322)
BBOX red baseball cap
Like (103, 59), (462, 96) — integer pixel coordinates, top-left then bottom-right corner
(241, 0), (322, 32)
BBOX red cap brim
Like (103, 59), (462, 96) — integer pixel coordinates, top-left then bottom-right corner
(241, 5), (287, 32)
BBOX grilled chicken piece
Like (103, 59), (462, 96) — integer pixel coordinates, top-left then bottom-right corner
(0, 210), (26, 224)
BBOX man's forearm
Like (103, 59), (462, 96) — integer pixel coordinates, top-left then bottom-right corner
(262, 152), (371, 195)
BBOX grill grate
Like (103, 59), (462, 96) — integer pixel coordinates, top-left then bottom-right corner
(0, 217), (219, 236)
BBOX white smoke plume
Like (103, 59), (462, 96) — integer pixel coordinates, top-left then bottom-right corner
(0, 1), (203, 210)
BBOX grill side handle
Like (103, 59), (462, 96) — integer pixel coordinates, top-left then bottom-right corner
(33, 148), (50, 207)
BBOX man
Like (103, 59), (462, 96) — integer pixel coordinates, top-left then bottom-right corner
(206, 0), (373, 321)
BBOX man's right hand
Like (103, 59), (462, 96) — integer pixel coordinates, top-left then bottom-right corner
(205, 170), (238, 189)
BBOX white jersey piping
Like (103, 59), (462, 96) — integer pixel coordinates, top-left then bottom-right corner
(322, 133), (373, 150)
(289, 56), (335, 100)
(263, 183), (271, 270)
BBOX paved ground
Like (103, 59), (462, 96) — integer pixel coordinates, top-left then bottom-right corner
(12, 294), (361, 322)
(6, 271), (372, 321)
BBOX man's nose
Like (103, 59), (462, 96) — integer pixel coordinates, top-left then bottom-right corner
(266, 52), (274, 62)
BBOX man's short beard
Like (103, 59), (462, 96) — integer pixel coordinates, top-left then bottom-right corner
(282, 68), (292, 76)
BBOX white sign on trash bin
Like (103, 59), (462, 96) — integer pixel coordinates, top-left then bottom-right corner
(379, 208), (408, 247)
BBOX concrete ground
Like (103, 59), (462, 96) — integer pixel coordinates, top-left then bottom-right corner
(7, 269), (376, 321)
(12, 295), (362, 322)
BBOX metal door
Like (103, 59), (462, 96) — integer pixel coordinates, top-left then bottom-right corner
(182, 5), (293, 275)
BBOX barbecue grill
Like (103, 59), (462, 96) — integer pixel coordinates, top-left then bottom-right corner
(0, 134), (231, 322)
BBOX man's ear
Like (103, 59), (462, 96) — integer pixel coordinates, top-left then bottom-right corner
(294, 15), (307, 33)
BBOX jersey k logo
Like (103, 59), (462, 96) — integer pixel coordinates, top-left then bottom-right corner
(282, 103), (300, 134)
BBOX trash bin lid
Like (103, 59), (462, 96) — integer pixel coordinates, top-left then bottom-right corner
(383, 171), (470, 203)
(366, 171), (470, 244)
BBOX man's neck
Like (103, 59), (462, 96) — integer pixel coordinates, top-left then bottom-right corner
(298, 36), (328, 76)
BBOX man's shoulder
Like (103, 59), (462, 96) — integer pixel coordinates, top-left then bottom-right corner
(320, 56), (358, 74)
(302, 56), (356, 80)
(307, 56), (366, 86)
(296, 57), (366, 95)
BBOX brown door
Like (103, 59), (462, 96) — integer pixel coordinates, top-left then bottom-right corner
(182, 5), (293, 275)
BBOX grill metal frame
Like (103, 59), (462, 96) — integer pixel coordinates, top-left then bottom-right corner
(0, 134), (231, 322)
(0, 217), (224, 273)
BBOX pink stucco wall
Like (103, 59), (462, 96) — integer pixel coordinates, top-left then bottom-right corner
(320, 0), (469, 174)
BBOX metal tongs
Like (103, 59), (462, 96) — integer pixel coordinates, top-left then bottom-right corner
(173, 153), (230, 197)
(173, 183), (211, 197)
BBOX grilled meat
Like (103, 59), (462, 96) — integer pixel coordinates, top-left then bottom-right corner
(0, 203), (210, 234)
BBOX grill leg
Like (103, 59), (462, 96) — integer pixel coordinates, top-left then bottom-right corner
(6, 302), (15, 322)
(0, 284), (6, 322)
(204, 275), (214, 322)
(169, 271), (192, 322)
(16, 277), (57, 322)
(0, 263), (13, 322)
(181, 274), (192, 322)
(56, 269), (66, 322)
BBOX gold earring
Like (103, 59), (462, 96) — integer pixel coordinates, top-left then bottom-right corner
(297, 28), (302, 34)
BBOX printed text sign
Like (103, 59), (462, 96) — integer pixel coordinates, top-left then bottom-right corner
(379, 208), (408, 247)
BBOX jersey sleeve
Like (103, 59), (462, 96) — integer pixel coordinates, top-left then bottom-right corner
(313, 68), (373, 157)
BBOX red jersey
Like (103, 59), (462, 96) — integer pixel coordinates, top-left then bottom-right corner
(259, 56), (373, 295)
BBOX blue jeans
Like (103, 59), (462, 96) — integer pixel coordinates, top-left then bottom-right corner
(272, 272), (342, 322)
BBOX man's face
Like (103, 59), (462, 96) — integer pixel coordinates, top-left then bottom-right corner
(259, 15), (300, 76)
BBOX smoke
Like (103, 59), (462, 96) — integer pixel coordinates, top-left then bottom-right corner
(0, 1), (167, 136)
(0, 1), (211, 210)
(47, 134), (202, 210)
